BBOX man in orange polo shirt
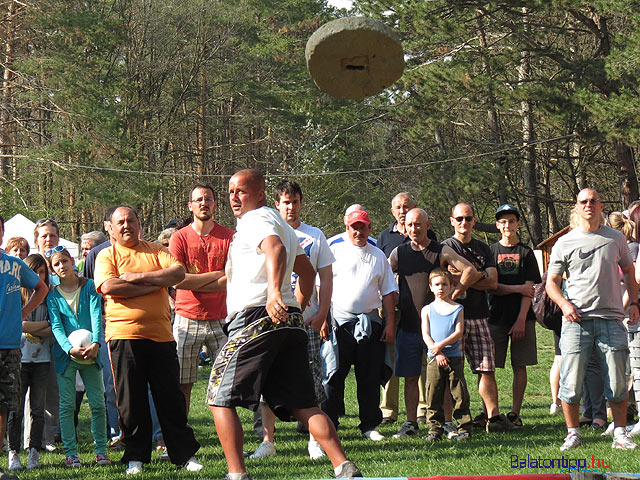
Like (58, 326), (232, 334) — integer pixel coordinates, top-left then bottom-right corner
(94, 206), (201, 475)
(170, 184), (234, 417)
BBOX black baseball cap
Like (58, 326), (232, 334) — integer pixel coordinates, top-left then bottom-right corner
(496, 204), (520, 220)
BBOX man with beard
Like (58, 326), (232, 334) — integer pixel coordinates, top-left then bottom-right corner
(170, 184), (234, 417)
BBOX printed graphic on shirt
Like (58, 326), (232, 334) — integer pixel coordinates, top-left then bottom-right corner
(496, 253), (520, 276)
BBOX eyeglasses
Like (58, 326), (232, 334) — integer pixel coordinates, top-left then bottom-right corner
(44, 245), (67, 258)
(497, 219), (518, 226)
(578, 198), (600, 205)
(453, 216), (474, 223)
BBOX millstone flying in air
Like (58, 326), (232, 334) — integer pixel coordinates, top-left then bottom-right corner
(305, 17), (404, 100)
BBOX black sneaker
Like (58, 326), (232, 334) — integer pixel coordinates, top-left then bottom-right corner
(486, 413), (517, 433)
(381, 417), (396, 425)
(506, 411), (523, 429)
(0, 470), (20, 480)
(472, 413), (487, 429)
(423, 432), (442, 442)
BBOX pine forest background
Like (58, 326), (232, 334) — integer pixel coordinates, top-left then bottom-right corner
(2, 0), (640, 245)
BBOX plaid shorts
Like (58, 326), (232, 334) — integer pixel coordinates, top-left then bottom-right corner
(173, 314), (227, 384)
(463, 318), (495, 373)
(0, 349), (21, 412)
(305, 325), (326, 404)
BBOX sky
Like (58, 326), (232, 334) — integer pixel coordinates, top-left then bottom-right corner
(327, 0), (354, 9)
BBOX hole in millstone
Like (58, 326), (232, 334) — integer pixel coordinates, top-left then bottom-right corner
(341, 55), (369, 72)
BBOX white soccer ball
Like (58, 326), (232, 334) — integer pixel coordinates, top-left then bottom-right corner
(67, 329), (92, 348)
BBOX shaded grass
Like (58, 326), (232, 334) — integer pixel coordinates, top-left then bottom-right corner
(5, 328), (640, 478)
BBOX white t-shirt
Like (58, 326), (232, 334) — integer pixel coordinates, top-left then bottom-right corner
(330, 240), (398, 315)
(291, 222), (335, 321)
(226, 206), (303, 317)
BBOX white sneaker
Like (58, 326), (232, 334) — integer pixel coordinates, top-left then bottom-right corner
(159, 447), (169, 461)
(44, 442), (57, 452)
(185, 456), (204, 472)
(602, 422), (615, 436)
(26, 448), (40, 469)
(443, 421), (458, 439)
(249, 441), (276, 459)
(126, 460), (144, 475)
(630, 422), (640, 436)
(613, 431), (638, 449)
(8, 450), (23, 471)
(560, 432), (581, 451)
(549, 403), (561, 415)
(307, 440), (325, 459)
(362, 429), (384, 441)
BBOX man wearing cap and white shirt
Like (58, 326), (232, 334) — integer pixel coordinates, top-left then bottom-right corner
(488, 204), (541, 429)
(323, 208), (397, 441)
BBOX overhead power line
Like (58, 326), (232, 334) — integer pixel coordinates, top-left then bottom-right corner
(3, 133), (577, 179)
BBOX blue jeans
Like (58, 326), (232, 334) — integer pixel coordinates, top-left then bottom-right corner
(99, 334), (120, 440)
(559, 317), (629, 404)
(57, 361), (107, 456)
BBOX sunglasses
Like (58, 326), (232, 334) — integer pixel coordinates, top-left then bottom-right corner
(453, 216), (474, 223)
(44, 245), (67, 258)
(35, 218), (59, 228)
(578, 198), (600, 205)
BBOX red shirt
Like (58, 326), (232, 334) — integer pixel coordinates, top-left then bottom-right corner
(169, 223), (234, 320)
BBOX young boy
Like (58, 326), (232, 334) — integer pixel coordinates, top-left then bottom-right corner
(0, 215), (48, 480)
(421, 268), (473, 441)
(488, 204), (541, 428)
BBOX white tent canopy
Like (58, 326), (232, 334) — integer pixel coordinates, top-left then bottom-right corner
(1, 214), (79, 258)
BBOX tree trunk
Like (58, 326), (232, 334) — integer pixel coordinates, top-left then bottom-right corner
(476, 11), (507, 204)
(613, 141), (638, 208)
(519, 8), (543, 245)
(1, 0), (16, 178)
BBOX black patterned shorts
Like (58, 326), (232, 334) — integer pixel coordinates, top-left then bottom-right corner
(0, 349), (21, 412)
(206, 307), (316, 421)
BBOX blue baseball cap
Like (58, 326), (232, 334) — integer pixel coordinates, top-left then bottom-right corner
(496, 204), (520, 220)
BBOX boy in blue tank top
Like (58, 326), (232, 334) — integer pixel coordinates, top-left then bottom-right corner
(421, 267), (473, 441)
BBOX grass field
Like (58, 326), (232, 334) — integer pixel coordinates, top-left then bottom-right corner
(4, 327), (640, 479)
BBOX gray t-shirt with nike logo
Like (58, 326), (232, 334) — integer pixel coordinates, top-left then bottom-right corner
(548, 225), (632, 320)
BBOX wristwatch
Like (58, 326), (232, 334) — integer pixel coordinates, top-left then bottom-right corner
(631, 302), (639, 307)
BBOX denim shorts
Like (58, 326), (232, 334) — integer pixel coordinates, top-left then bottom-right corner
(394, 328), (425, 378)
(559, 317), (629, 403)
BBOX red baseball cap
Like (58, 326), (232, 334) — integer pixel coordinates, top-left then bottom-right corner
(345, 210), (371, 226)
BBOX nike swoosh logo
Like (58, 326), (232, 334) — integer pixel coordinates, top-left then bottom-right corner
(578, 243), (607, 259)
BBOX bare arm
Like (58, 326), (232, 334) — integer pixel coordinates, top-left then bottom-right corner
(380, 292), (395, 344)
(490, 281), (535, 298)
(293, 253), (316, 314)
(470, 267), (498, 291)
(305, 264), (332, 339)
(118, 265), (185, 287)
(22, 321), (51, 337)
(99, 278), (162, 298)
(441, 245), (482, 299)
(508, 281), (534, 339)
(174, 270), (226, 292)
(623, 264), (639, 325)
(260, 235), (289, 323)
(546, 272), (580, 322)
(22, 279), (47, 321)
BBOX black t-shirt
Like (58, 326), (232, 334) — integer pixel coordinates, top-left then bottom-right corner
(377, 222), (438, 258)
(393, 241), (443, 333)
(441, 237), (495, 319)
(489, 242), (541, 326)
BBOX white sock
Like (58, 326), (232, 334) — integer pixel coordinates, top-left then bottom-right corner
(614, 426), (626, 437)
(568, 427), (579, 436)
(226, 473), (248, 480)
(334, 461), (350, 475)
